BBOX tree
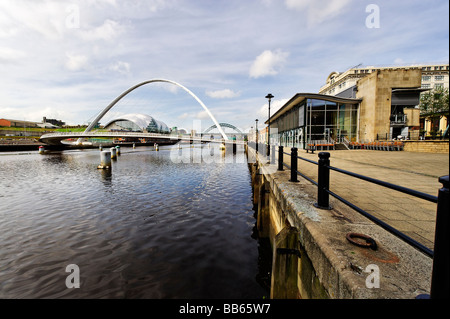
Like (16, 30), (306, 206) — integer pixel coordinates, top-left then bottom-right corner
(419, 87), (449, 137)
(420, 87), (449, 115)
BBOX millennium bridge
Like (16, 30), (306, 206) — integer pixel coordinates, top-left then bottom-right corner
(39, 131), (245, 146)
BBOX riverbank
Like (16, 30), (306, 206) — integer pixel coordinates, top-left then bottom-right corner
(248, 147), (436, 298)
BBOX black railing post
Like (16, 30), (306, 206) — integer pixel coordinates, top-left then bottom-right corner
(290, 147), (299, 182)
(315, 152), (332, 210)
(430, 175), (449, 299)
(278, 146), (284, 171)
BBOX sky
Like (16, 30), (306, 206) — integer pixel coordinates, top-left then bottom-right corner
(0, 0), (449, 132)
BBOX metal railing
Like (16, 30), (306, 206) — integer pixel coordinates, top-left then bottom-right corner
(249, 143), (448, 299)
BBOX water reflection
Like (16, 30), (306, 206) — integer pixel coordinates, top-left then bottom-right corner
(0, 144), (271, 298)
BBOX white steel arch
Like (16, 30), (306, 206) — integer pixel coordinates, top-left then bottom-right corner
(82, 79), (228, 140)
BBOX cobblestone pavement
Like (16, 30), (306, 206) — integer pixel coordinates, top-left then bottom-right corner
(280, 148), (449, 250)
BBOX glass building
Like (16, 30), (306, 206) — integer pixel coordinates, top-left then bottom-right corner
(104, 113), (170, 134)
(266, 93), (361, 149)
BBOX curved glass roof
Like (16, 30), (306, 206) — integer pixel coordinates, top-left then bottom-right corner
(104, 113), (170, 133)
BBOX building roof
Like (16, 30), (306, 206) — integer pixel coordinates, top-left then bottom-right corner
(265, 93), (362, 124)
(104, 113), (169, 132)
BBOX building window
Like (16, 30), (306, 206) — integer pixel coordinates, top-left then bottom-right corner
(435, 83), (444, 89)
(422, 84), (431, 89)
(435, 75), (444, 81)
(422, 76), (431, 81)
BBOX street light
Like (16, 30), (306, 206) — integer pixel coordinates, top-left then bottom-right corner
(265, 93), (274, 157)
(255, 119), (259, 152)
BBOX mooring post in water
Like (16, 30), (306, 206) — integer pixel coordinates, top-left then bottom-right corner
(98, 151), (111, 169)
(115, 145), (121, 155)
(99, 144), (103, 151)
(38, 146), (45, 154)
(110, 147), (117, 159)
(133, 143), (136, 149)
(430, 175), (450, 299)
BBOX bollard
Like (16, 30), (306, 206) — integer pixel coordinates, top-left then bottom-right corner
(38, 146), (45, 154)
(99, 144), (103, 151)
(315, 152), (332, 210)
(278, 146), (284, 171)
(133, 143), (136, 149)
(115, 145), (120, 155)
(430, 175), (449, 299)
(289, 148), (299, 182)
(97, 151), (111, 169)
(110, 147), (117, 159)
(271, 145), (276, 164)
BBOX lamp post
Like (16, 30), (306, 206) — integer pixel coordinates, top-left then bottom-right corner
(266, 94), (274, 157)
(255, 119), (259, 152)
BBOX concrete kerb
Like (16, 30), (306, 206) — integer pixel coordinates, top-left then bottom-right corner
(254, 149), (432, 299)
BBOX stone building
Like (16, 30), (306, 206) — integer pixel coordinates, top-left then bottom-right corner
(266, 68), (426, 149)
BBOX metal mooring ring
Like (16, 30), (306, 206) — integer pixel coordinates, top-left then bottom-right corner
(346, 233), (377, 250)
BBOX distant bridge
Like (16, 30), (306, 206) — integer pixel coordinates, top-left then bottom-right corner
(203, 123), (244, 134)
(39, 131), (245, 146)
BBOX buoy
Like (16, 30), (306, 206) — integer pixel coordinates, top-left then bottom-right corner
(110, 147), (117, 159)
(97, 151), (111, 169)
(38, 146), (45, 154)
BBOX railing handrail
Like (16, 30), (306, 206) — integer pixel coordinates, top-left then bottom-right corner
(271, 145), (444, 259)
(328, 165), (438, 203)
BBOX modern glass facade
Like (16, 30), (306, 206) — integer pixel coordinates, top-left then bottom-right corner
(270, 95), (360, 149)
(104, 113), (171, 134)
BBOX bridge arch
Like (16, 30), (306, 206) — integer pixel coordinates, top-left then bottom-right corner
(203, 123), (243, 134)
(83, 79), (228, 140)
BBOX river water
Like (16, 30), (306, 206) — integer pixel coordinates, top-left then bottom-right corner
(0, 143), (271, 299)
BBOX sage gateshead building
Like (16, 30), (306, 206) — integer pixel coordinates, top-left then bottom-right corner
(104, 113), (171, 134)
(266, 93), (361, 150)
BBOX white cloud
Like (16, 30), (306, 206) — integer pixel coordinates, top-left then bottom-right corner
(0, 47), (27, 63)
(249, 49), (289, 78)
(78, 19), (124, 42)
(285, 0), (352, 27)
(258, 98), (289, 119)
(0, 1), (67, 39)
(65, 53), (89, 71)
(195, 110), (210, 120)
(205, 89), (240, 99)
(109, 61), (131, 75)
